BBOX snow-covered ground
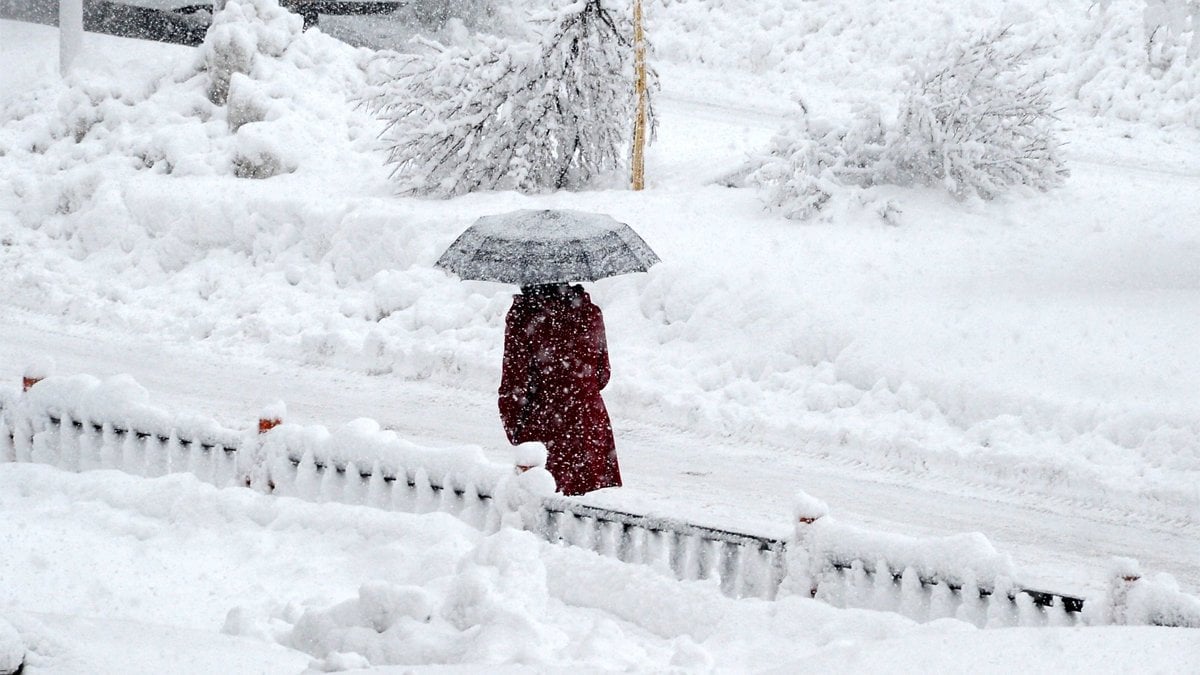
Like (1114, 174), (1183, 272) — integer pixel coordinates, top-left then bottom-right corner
(2, 0), (1199, 670)
(5, 464), (1200, 673)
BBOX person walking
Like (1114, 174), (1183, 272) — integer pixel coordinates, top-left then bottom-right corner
(435, 209), (658, 494)
(498, 282), (621, 496)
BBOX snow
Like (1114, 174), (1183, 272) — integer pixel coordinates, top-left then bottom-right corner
(0, 619), (22, 675)
(514, 441), (547, 469)
(1, 0), (1199, 668)
(4, 464), (1199, 672)
(23, 355), (55, 381)
(260, 399), (287, 422)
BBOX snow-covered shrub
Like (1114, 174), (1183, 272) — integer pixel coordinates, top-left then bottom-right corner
(890, 28), (1068, 201)
(367, 0), (657, 197)
(739, 27), (1067, 219)
(740, 102), (891, 220)
(1141, 0), (1200, 65)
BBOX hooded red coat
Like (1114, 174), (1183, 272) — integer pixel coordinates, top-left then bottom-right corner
(499, 285), (621, 496)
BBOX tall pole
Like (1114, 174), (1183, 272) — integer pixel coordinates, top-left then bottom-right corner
(630, 0), (647, 191)
(59, 0), (83, 76)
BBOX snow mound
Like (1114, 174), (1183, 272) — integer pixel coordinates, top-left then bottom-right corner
(281, 529), (560, 668)
(0, 1), (385, 238)
(0, 618), (23, 675)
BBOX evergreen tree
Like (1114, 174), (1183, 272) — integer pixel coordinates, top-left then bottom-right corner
(367, 0), (657, 197)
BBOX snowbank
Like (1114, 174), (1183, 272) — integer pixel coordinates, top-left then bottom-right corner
(6, 463), (1198, 672)
(0, 618), (22, 675)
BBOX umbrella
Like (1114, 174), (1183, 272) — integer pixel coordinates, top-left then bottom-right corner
(435, 209), (661, 286)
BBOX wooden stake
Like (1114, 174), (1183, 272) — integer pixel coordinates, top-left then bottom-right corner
(631, 0), (647, 191)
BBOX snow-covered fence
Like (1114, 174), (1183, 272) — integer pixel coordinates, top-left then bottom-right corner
(783, 494), (1085, 628)
(533, 493), (1091, 626)
(538, 497), (788, 601)
(3, 371), (1199, 630)
(2, 374), (243, 486)
(255, 419), (520, 532)
(0, 374), (541, 535)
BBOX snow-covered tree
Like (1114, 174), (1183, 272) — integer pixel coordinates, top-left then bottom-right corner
(737, 27), (1067, 220)
(889, 27), (1067, 200)
(367, 0), (657, 197)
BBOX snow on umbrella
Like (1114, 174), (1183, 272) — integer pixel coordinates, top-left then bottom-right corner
(435, 209), (661, 286)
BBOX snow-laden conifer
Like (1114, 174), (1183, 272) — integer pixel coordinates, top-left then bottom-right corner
(367, 0), (656, 197)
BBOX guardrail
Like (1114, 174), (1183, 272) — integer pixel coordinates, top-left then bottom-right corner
(4, 371), (1198, 629)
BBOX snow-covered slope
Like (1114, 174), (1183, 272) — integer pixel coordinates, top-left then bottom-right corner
(5, 464), (1200, 672)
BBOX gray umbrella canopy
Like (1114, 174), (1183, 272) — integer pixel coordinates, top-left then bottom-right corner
(436, 209), (661, 286)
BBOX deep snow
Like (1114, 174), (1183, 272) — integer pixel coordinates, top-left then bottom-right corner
(5, 464), (1200, 673)
(1, 0), (1199, 670)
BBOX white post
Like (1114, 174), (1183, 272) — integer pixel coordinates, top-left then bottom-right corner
(59, 0), (84, 76)
(788, 490), (830, 599)
(1190, 3), (1200, 63)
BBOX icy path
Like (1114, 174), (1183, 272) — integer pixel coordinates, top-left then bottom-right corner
(3, 310), (1195, 597)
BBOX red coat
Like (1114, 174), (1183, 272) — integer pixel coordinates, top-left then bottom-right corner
(499, 285), (621, 496)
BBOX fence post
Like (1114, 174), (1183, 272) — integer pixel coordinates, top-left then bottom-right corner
(1108, 557), (1142, 625)
(246, 402), (285, 491)
(258, 407), (283, 435)
(504, 442), (554, 533)
(790, 491), (830, 599)
(59, 0), (83, 75)
(514, 441), (547, 474)
(23, 357), (54, 392)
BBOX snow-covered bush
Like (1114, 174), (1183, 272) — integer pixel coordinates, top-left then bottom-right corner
(739, 102), (891, 220)
(889, 27), (1068, 201)
(740, 27), (1067, 219)
(367, 0), (657, 197)
(1141, 0), (1200, 65)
